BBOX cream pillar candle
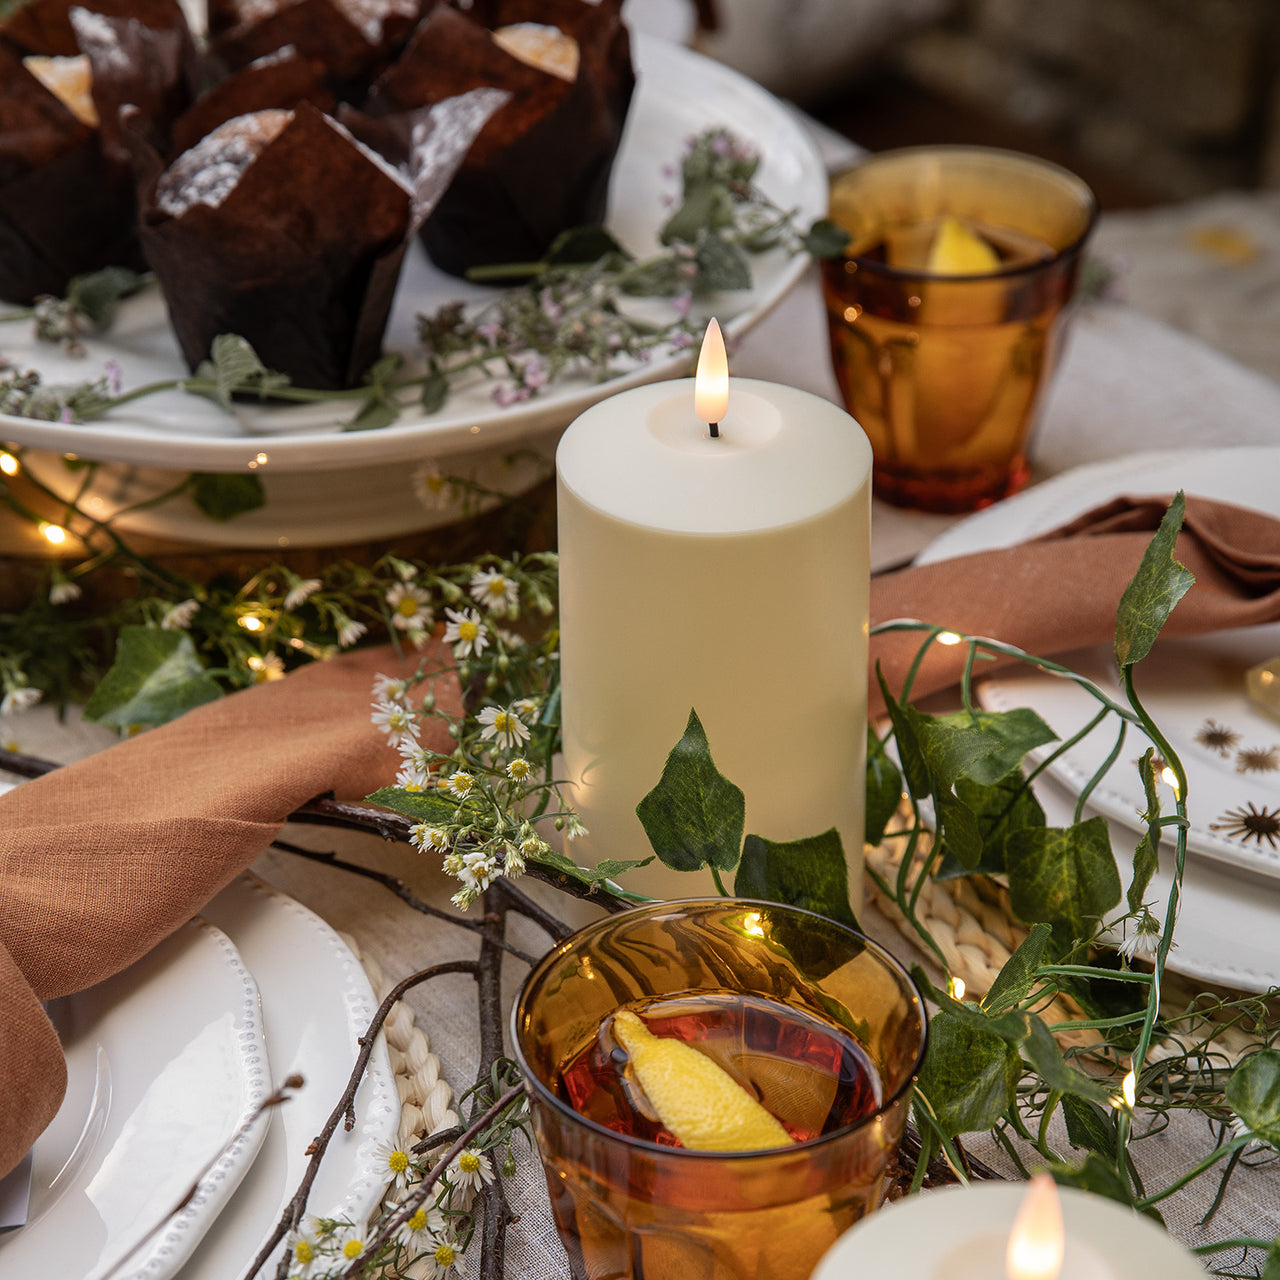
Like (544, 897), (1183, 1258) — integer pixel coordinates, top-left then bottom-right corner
(811, 1177), (1205, 1279)
(556, 326), (873, 902)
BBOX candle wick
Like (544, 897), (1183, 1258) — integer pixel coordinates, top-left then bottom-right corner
(709, 421), (720, 439)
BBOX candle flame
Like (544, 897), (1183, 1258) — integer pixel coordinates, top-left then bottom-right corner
(1006, 1174), (1064, 1280)
(695, 317), (729, 428)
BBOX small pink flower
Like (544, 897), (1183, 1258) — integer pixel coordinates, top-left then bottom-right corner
(672, 291), (692, 319)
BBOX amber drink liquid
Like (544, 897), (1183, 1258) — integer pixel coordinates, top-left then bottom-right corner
(823, 148), (1097, 513)
(512, 902), (927, 1280)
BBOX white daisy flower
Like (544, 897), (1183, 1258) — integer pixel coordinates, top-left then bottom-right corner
(397, 1202), (445, 1246)
(410, 824), (450, 853)
(459, 850), (499, 892)
(495, 627), (525, 649)
(49, 577), (81, 605)
(412, 462), (452, 510)
(450, 1147), (494, 1192)
(283, 577), (322, 611)
(373, 1137), (413, 1189)
(443, 606), (489, 659)
(373, 673), (411, 703)
(564, 812), (589, 840)
(247, 652), (286, 683)
(477, 705), (530, 750)
(442, 851), (466, 879)
(160, 598), (199, 630)
(335, 613), (367, 648)
(424, 1236), (463, 1277)
(396, 763), (430, 792)
(333, 1226), (369, 1266)
(0, 686), (41, 716)
(469, 569), (518, 613)
(286, 1220), (323, 1277)
(386, 582), (433, 633)
(502, 842), (526, 875)
(506, 757), (532, 781)
(520, 834), (548, 859)
(1116, 910), (1162, 963)
(439, 771), (474, 800)
(371, 700), (418, 744)
(451, 885), (479, 910)
(512, 696), (539, 718)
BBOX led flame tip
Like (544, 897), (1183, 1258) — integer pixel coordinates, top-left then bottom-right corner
(1006, 1173), (1064, 1280)
(694, 317), (729, 430)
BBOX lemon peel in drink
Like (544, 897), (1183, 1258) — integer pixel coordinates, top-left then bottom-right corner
(611, 1009), (795, 1152)
(926, 215), (1001, 275)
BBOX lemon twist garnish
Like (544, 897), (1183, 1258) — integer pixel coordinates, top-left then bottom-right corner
(926, 215), (1001, 276)
(612, 1009), (794, 1152)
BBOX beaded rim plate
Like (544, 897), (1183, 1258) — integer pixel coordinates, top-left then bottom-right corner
(0, 918), (271, 1280)
(182, 873), (400, 1280)
(917, 445), (1280, 881)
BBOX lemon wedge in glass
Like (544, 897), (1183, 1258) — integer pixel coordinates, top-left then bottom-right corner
(612, 1009), (794, 1152)
(926, 214), (1001, 275)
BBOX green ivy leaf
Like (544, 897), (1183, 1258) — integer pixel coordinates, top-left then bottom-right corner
(1128, 749), (1161, 912)
(694, 233), (752, 292)
(1020, 1014), (1114, 1105)
(865, 727), (903, 846)
(345, 397), (400, 432)
(1061, 1095), (1118, 1160)
(545, 226), (627, 265)
(877, 669), (929, 799)
(911, 712), (1004, 792)
(635, 708), (745, 872)
(936, 707), (1057, 786)
(734, 828), (857, 929)
(937, 772), (1045, 880)
(1005, 817), (1122, 944)
(660, 182), (734, 245)
(1049, 1152), (1158, 1219)
(83, 626), (222, 729)
(1262, 1240), (1280, 1280)
(191, 473), (266, 522)
(420, 367), (449, 414)
(1114, 491), (1195, 668)
(193, 333), (291, 409)
(367, 787), (460, 824)
(530, 845), (655, 885)
(1226, 1049), (1280, 1147)
(982, 922), (1053, 1015)
(917, 1009), (1021, 1137)
(66, 265), (148, 330)
(800, 217), (850, 259)
(937, 795), (983, 870)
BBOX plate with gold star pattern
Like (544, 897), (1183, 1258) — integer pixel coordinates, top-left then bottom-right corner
(919, 446), (1280, 881)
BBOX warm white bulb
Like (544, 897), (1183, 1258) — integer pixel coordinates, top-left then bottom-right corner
(949, 975), (966, 1000)
(239, 616), (264, 632)
(41, 523), (67, 545)
(1122, 1069), (1137, 1108)
(937, 631), (962, 646)
(694, 317), (729, 427)
(1006, 1173), (1064, 1280)
(0, 452), (18, 476)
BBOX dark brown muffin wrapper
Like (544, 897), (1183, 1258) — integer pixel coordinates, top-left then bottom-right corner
(366, 0), (633, 278)
(0, 45), (140, 303)
(130, 89), (505, 390)
(206, 0), (429, 98)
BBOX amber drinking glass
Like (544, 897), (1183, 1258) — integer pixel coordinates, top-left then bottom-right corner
(511, 900), (927, 1280)
(822, 146), (1098, 512)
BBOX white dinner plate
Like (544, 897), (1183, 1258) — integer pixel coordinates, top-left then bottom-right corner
(0, 33), (824, 475)
(916, 446), (1280, 880)
(181, 874), (400, 1280)
(0, 920), (271, 1280)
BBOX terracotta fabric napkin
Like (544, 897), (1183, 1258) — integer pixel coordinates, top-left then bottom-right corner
(869, 495), (1280, 714)
(0, 642), (456, 1179)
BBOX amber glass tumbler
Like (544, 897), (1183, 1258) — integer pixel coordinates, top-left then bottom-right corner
(822, 146), (1097, 512)
(511, 900), (927, 1280)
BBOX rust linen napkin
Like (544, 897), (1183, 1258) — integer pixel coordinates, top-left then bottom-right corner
(869, 495), (1280, 715)
(0, 642), (457, 1179)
